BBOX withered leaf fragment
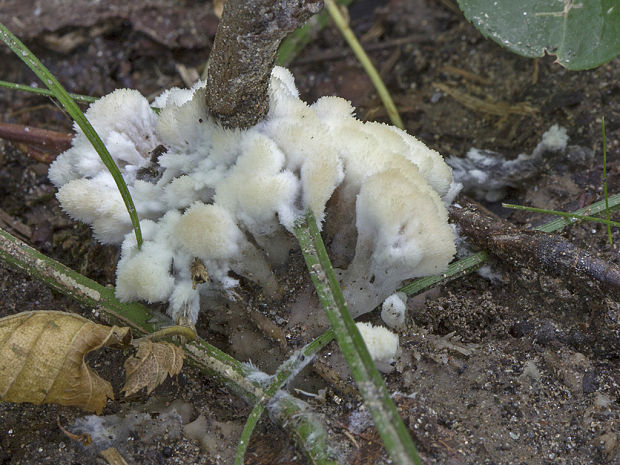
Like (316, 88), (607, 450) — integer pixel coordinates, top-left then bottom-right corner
(122, 339), (184, 396)
(0, 311), (131, 413)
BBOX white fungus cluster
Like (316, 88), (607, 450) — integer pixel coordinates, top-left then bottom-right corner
(355, 322), (399, 373)
(50, 67), (458, 324)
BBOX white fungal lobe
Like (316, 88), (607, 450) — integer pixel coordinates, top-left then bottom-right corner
(355, 322), (400, 373)
(50, 66), (458, 324)
(381, 292), (407, 329)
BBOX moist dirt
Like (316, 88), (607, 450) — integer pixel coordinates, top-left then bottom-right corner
(0, 1), (618, 464)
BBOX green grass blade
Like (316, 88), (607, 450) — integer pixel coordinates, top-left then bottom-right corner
(0, 223), (339, 464)
(0, 79), (98, 103)
(532, 193), (620, 233)
(0, 226), (159, 334)
(399, 251), (488, 296)
(277, 13), (328, 66)
(294, 210), (422, 465)
(0, 22), (143, 248)
(502, 203), (620, 228)
(235, 330), (338, 465)
(324, 0), (404, 129)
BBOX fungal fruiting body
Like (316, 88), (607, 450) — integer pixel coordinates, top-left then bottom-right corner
(355, 322), (400, 373)
(50, 67), (458, 324)
(381, 292), (407, 328)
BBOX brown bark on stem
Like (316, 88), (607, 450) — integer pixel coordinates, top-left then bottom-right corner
(205, 0), (323, 129)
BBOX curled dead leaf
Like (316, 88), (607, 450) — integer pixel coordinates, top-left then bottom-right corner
(122, 339), (184, 397)
(0, 311), (131, 414)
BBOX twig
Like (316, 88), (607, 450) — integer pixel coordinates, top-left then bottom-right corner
(433, 82), (536, 116)
(440, 65), (492, 86)
(57, 415), (91, 446)
(99, 448), (130, 465)
(292, 33), (429, 65)
(602, 117), (612, 244)
(0, 208), (31, 241)
(437, 0), (462, 15)
(450, 196), (620, 297)
(0, 120), (72, 157)
(205, 0), (323, 129)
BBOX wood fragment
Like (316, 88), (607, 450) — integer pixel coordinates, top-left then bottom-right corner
(450, 196), (620, 298)
(57, 416), (91, 446)
(248, 309), (288, 349)
(532, 59), (539, 85)
(0, 208), (31, 240)
(379, 46), (401, 79)
(14, 143), (58, 164)
(312, 357), (358, 396)
(205, 0), (323, 129)
(433, 82), (536, 116)
(437, 0), (462, 15)
(0, 121), (72, 153)
(175, 63), (200, 88)
(441, 65), (492, 86)
(100, 448), (130, 465)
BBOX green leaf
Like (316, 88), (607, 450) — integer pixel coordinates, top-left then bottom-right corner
(457, 0), (620, 70)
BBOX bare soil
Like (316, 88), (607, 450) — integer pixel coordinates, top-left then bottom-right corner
(0, 1), (619, 464)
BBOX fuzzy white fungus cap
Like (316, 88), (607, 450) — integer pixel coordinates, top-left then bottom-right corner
(355, 322), (399, 373)
(50, 67), (456, 324)
(381, 292), (407, 328)
(341, 169), (455, 316)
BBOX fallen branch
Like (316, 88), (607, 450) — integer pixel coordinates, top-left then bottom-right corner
(450, 196), (620, 297)
(0, 120), (72, 162)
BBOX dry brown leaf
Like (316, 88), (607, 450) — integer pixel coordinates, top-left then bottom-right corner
(0, 311), (131, 414)
(122, 339), (184, 396)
